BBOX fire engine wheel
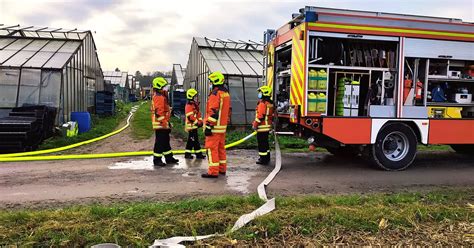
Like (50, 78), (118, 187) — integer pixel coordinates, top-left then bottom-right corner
(450, 144), (474, 155)
(370, 123), (417, 171)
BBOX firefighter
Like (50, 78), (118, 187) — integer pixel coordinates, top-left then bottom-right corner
(184, 88), (205, 159)
(252, 85), (274, 165)
(151, 77), (179, 166)
(202, 71), (231, 178)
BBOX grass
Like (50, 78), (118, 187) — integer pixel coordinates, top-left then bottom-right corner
(0, 189), (472, 246)
(130, 101), (154, 140)
(418, 144), (452, 151)
(39, 101), (133, 150)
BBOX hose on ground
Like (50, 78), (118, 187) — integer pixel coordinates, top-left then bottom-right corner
(0, 132), (257, 162)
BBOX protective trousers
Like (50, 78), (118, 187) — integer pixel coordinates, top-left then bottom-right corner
(154, 129), (173, 163)
(257, 131), (270, 163)
(185, 129), (203, 156)
(205, 133), (226, 175)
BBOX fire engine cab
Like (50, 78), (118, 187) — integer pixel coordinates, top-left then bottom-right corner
(264, 6), (474, 170)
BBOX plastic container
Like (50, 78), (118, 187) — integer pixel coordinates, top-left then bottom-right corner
(316, 70), (327, 90)
(336, 101), (345, 116)
(308, 70), (318, 89)
(70, 112), (91, 134)
(308, 93), (317, 112)
(316, 93), (327, 113)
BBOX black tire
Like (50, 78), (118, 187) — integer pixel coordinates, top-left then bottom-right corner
(369, 123), (417, 171)
(450, 144), (474, 155)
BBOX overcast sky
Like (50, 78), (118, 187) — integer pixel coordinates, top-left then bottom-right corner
(1, 0), (472, 74)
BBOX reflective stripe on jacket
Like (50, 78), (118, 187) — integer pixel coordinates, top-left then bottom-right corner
(185, 101), (202, 131)
(253, 99), (274, 132)
(205, 86), (231, 133)
(151, 90), (170, 130)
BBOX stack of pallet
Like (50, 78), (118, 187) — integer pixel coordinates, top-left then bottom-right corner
(172, 91), (186, 116)
(10, 106), (57, 139)
(0, 106), (56, 153)
(96, 91), (115, 115)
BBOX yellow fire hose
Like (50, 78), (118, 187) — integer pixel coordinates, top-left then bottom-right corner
(0, 132), (257, 162)
(0, 105), (139, 159)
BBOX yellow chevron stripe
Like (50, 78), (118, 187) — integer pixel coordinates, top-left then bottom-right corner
(290, 74), (302, 105)
(291, 40), (304, 96)
(290, 89), (297, 105)
(290, 62), (303, 96)
(267, 69), (273, 86)
(300, 24), (306, 115)
(292, 41), (304, 75)
(266, 43), (275, 88)
(292, 52), (304, 84)
(309, 22), (474, 39)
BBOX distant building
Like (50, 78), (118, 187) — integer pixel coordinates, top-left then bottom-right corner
(0, 24), (104, 123)
(184, 37), (264, 125)
(128, 75), (136, 91)
(171, 64), (185, 90)
(103, 71), (129, 102)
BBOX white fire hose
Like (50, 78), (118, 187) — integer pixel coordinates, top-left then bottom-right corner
(149, 132), (282, 247)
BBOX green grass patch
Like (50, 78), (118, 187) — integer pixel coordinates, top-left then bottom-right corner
(418, 145), (452, 152)
(0, 190), (471, 246)
(39, 101), (133, 150)
(130, 101), (154, 140)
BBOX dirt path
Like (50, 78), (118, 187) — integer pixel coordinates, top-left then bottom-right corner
(1, 145), (473, 208)
(271, 151), (474, 195)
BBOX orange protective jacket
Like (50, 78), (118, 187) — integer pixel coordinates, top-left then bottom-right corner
(151, 90), (171, 130)
(205, 86), (231, 133)
(185, 101), (202, 131)
(253, 99), (274, 132)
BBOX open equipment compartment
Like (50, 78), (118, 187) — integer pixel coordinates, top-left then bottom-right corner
(306, 31), (399, 118)
(274, 42), (292, 115)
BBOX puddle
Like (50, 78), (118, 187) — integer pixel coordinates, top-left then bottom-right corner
(108, 151), (262, 194)
(10, 192), (29, 196)
(225, 170), (257, 194)
(109, 156), (208, 171)
(109, 157), (155, 170)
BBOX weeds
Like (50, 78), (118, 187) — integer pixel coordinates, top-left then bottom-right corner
(130, 101), (154, 140)
(39, 101), (133, 150)
(0, 190), (472, 246)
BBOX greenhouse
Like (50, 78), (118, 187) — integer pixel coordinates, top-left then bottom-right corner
(183, 37), (264, 125)
(0, 24), (104, 124)
(103, 71), (129, 102)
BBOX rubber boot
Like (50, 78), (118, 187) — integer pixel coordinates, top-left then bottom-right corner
(256, 157), (269, 165)
(184, 153), (194, 159)
(154, 159), (166, 167)
(201, 173), (218, 178)
(195, 153), (206, 159)
(165, 155), (179, 164)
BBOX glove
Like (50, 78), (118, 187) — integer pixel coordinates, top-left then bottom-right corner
(252, 122), (258, 131)
(197, 120), (203, 128)
(204, 126), (213, 136)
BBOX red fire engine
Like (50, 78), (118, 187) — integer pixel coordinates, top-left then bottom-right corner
(264, 6), (474, 170)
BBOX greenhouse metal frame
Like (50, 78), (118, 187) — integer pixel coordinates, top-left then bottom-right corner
(184, 37), (264, 125)
(0, 24), (104, 124)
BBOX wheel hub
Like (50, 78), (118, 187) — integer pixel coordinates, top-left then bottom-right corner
(382, 131), (409, 162)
